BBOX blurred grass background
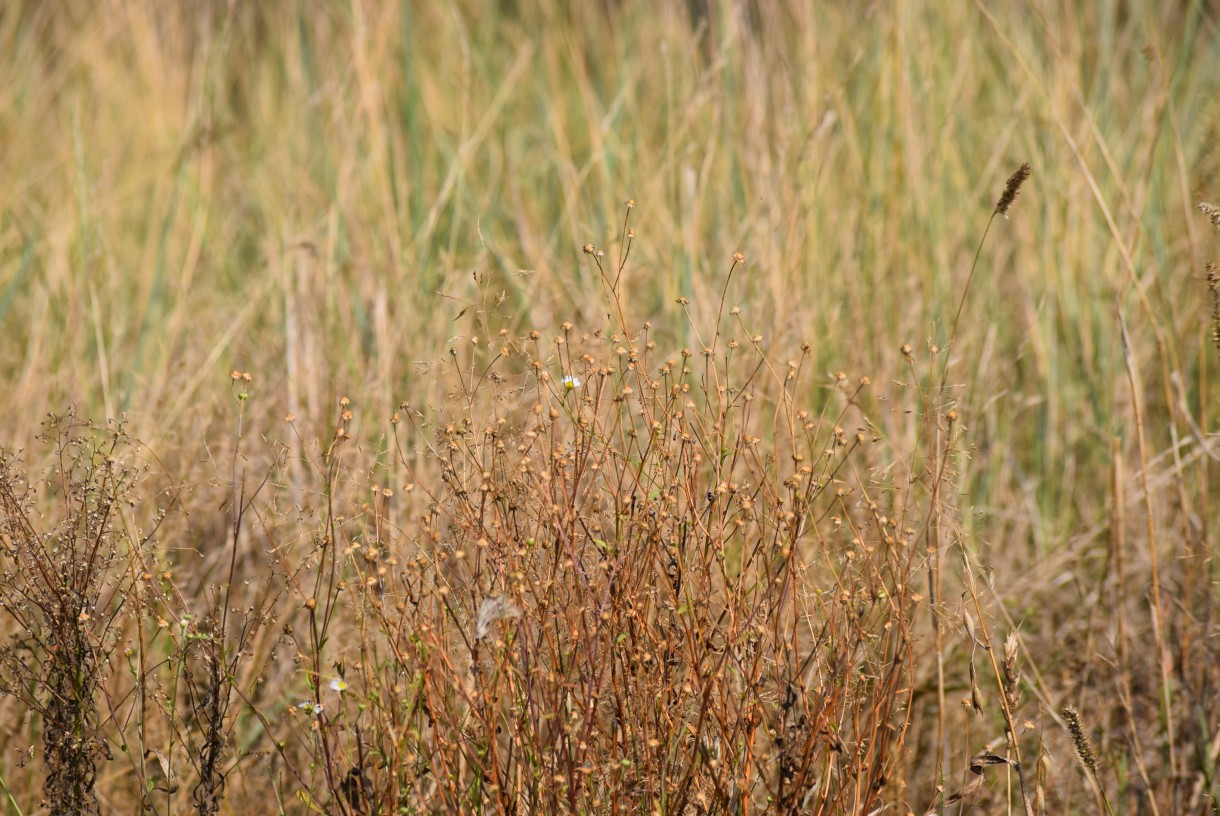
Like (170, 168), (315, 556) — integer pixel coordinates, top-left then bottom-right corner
(1, 2), (1220, 812)
(0, 0), (1217, 551)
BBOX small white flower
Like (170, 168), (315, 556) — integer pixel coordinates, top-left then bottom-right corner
(329, 678), (348, 694)
(562, 375), (581, 391)
(297, 700), (323, 716)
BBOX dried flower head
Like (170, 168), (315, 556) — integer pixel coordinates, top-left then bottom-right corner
(996, 163), (1032, 217)
(1198, 202), (1220, 230)
(1003, 631), (1020, 682)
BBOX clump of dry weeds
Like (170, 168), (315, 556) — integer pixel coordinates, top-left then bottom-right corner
(0, 172), (1216, 815)
(246, 215), (933, 812)
(0, 414), (150, 814)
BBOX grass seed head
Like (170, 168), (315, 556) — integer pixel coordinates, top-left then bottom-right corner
(1062, 704), (1099, 775)
(1198, 201), (1220, 230)
(996, 162), (1032, 217)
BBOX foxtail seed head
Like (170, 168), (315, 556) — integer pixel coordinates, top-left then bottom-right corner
(1062, 704), (1099, 775)
(996, 163), (1032, 218)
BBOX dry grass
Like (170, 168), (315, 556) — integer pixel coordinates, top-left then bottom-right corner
(0, 1), (1218, 814)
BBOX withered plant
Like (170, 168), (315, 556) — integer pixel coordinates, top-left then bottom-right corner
(0, 414), (152, 814)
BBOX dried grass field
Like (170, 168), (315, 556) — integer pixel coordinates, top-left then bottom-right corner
(0, 2), (1218, 814)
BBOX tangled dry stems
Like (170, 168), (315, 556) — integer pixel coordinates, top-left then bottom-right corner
(0, 188), (1215, 815)
(0, 270), (938, 813)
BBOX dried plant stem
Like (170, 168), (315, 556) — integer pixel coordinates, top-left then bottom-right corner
(929, 411), (948, 788)
(1118, 312), (1177, 784)
(1110, 438), (1131, 689)
(946, 214), (995, 377)
(1106, 439), (1161, 816)
(959, 549), (1033, 816)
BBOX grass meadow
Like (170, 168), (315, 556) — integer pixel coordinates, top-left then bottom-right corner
(0, 1), (1218, 813)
